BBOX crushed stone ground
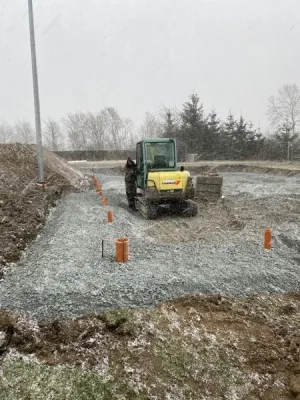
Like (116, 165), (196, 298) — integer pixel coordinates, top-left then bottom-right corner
(0, 170), (300, 321)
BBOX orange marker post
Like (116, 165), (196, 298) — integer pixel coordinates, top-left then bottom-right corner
(123, 238), (129, 262)
(115, 238), (129, 262)
(101, 197), (107, 205)
(264, 228), (272, 250)
(108, 210), (113, 223)
(116, 238), (124, 262)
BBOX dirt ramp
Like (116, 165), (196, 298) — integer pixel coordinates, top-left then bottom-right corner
(0, 143), (89, 267)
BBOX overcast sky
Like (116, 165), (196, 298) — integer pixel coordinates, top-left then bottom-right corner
(0, 0), (299, 130)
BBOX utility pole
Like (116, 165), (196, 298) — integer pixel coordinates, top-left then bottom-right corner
(28, 0), (44, 184)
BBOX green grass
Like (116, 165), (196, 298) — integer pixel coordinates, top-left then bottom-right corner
(99, 309), (138, 336)
(0, 361), (148, 400)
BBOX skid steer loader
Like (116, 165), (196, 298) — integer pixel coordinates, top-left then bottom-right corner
(135, 138), (198, 219)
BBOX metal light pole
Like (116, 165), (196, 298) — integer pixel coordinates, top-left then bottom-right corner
(28, 0), (44, 184)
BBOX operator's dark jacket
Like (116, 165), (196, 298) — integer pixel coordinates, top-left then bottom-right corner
(125, 158), (137, 207)
(125, 165), (137, 186)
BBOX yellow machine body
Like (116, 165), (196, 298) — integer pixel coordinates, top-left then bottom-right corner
(147, 170), (191, 192)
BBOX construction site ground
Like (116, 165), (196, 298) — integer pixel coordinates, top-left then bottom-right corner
(1, 151), (300, 399)
(0, 144), (88, 269)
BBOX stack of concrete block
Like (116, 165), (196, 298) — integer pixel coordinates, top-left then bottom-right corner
(195, 174), (223, 201)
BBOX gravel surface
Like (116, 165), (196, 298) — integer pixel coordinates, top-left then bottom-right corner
(0, 171), (300, 321)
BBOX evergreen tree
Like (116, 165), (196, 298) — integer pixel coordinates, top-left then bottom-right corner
(233, 116), (248, 159)
(221, 112), (236, 159)
(181, 93), (205, 153)
(272, 123), (296, 160)
(204, 109), (221, 158)
(275, 123), (296, 143)
(163, 109), (176, 138)
(244, 123), (264, 159)
(158, 97), (265, 160)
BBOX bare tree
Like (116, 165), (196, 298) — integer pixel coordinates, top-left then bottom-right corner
(100, 107), (124, 150)
(14, 120), (34, 143)
(85, 112), (105, 150)
(62, 108), (136, 151)
(43, 118), (62, 151)
(0, 122), (15, 143)
(62, 112), (88, 150)
(0, 124), (7, 143)
(268, 84), (300, 138)
(139, 112), (163, 139)
(120, 117), (136, 149)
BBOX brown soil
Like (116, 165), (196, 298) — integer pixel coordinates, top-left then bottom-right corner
(0, 293), (300, 398)
(0, 143), (88, 268)
(145, 195), (300, 244)
(145, 198), (245, 243)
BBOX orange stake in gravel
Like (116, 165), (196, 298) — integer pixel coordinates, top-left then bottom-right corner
(116, 238), (129, 262)
(123, 238), (129, 262)
(116, 238), (124, 262)
(101, 197), (107, 205)
(107, 210), (113, 223)
(96, 186), (102, 195)
(264, 228), (272, 250)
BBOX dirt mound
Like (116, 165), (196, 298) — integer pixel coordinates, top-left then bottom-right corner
(0, 143), (90, 268)
(0, 293), (300, 398)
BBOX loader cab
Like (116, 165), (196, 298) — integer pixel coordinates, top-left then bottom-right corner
(136, 138), (177, 189)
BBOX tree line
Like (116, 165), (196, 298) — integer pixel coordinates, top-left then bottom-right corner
(160, 83), (300, 160)
(0, 107), (138, 152)
(161, 94), (264, 160)
(1, 83), (300, 160)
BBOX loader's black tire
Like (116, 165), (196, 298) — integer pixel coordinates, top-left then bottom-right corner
(181, 200), (198, 217)
(188, 201), (198, 217)
(145, 202), (158, 220)
(136, 197), (158, 219)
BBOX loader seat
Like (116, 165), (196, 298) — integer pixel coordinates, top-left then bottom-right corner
(153, 155), (167, 168)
